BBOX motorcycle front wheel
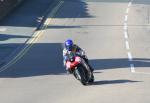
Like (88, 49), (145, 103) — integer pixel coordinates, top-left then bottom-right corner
(74, 66), (88, 85)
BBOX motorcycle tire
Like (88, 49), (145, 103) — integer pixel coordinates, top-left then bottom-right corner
(74, 66), (88, 85)
(88, 74), (94, 83)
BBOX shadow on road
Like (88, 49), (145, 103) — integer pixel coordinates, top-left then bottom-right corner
(89, 58), (150, 70)
(0, 34), (30, 41)
(92, 79), (141, 85)
(0, 43), (149, 78)
(0, 0), (92, 28)
(0, 43), (65, 78)
(0, 0), (56, 27)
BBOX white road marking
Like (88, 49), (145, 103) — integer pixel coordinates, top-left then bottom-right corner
(124, 31), (128, 39)
(128, 52), (133, 61)
(124, 15), (128, 21)
(130, 64), (135, 72)
(128, 2), (132, 7)
(125, 41), (130, 50)
(124, 0), (135, 73)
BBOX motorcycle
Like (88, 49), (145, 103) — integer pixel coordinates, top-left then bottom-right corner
(66, 52), (94, 85)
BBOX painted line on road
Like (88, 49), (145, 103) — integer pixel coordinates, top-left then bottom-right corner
(124, 0), (150, 75)
(125, 41), (130, 50)
(128, 1), (133, 7)
(124, 0), (135, 73)
(130, 64), (135, 73)
(127, 52), (133, 61)
(44, 1), (64, 26)
(124, 15), (128, 22)
(0, 0), (64, 72)
(124, 31), (128, 39)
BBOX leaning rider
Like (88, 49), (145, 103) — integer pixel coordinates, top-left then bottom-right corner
(63, 39), (94, 73)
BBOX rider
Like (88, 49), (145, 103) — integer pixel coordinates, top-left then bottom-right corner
(63, 39), (94, 73)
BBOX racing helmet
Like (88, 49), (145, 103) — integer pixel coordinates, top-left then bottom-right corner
(65, 39), (73, 51)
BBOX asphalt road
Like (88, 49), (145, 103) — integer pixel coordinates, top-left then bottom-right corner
(0, 0), (56, 65)
(0, 0), (150, 103)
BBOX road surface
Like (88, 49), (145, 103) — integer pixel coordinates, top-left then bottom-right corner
(0, 0), (150, 103)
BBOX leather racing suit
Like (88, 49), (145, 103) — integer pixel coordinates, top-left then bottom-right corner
(63, 44), (93, 73)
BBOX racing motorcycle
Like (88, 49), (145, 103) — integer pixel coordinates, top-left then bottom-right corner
(66, 52), (94, 85)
